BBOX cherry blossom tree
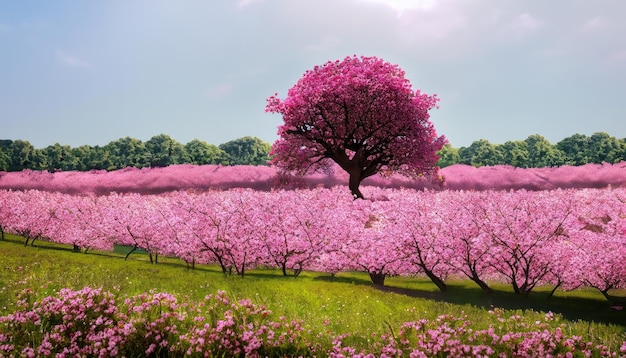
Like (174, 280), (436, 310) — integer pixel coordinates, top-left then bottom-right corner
(44, 194), (114, 252)
(5, 190), (59, 246)
(266, 55), (445, 199)
(171, 191), (234, 272)
(336, 199), (407, 285)
(253, 189), (341, 276)
(392, 191), (454, 292)
(441, 191), (496, 294)
(101, 193), (175, 264)
(481, 190), (577, 296)
(176, 190), (264, 276)
(0, 189), (16, 240)
(572, 188), (626, 305)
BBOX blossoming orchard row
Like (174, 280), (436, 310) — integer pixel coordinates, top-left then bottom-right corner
(1, 186), (624, 300)
(2, 161), (626, 195)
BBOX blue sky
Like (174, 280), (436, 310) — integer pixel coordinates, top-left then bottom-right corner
(1, 0), (625, 149)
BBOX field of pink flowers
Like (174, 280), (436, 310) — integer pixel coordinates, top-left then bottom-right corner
(1, 162), (625, 195)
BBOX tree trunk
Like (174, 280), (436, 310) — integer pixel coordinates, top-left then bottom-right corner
(125, 245), (139, 260)
(237, 252), (247, 277)
(512, 280), (521, 294)
(596, 288), (626, 306)
(0, 225), (4, 240)
(469, 271), (493, 294)
(547, 281), (561, 299)
(348, 171), (364, 200)
(423, 268), (447, 292)
(185, 258), (196, 270)
(205, 248), (229, 274)
(369, 272), (386, 286)
(518, 281), (533, 297)
(293, 262), (303, 277)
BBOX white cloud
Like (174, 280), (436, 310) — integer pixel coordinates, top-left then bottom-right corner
(397, 4), (467, 43)
(500, 12), (543, 41)
(205, 83), (234, 99)
(236, 0), (263, 9)
(356, 0), (436, 15)
(582, 16), (609, 32)
(55, 49), (90, 68)
(514, 12), (542, 31)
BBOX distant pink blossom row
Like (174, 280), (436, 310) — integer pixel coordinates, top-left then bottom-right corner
(1, 187), (624, 299)
(1, 287), (623, 357)
(0, 162), (625, 195)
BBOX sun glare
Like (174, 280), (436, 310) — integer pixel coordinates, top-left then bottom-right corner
(358, 0), (436, 14)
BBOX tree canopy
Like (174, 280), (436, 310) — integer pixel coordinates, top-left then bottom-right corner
(448, 132), (625, 169)
(219, 136), (271, 165)
(0, 136), (270, 172)
(266, 55), (446, 199)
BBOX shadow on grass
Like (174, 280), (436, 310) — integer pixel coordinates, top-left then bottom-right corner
(4, 235), (625, 328)
(314, 275), (626, 328)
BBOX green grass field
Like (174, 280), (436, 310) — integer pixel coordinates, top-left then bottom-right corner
(1, 233), (624, 352)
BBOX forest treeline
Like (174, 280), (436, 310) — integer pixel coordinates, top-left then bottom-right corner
(0, 132), (624, 172)
(0, 135), (271, 172)
(439, 132), (625, 168)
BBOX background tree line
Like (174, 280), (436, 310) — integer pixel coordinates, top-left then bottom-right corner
(437, 132), (626, 168)
(1, 132), (624, 172)
(0, 135), (271, 172)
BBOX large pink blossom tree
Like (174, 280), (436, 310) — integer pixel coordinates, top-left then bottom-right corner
(266, 55), (446, 199)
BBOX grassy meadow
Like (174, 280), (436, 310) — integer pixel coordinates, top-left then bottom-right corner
(1, 233), (625, 353)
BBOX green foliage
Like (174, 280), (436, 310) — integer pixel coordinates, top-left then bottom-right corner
(587, 132), (625, 164)
(219, 136), (271, 165)
(0, 146), (9, 172)
(500, 140), (530, 168)
(446, 132), (625, 168)
(556, 133), (592, 166)
(524, 134), (565, 167)
(145, 134), (188, 167)
(184, 139), (229, 165)
(4, 139), (40, 171)
(458, 139), (504, 167)
(39, 143), (73, 171)
(103, 136), (151, 169)
(436, 144), (459, 168)
(0, 135), (272, 172)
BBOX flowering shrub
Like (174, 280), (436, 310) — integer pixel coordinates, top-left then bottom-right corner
(0, 287), (124, 357)
(0, 288), (624, 357)
(176, 290), (308, 357)
(0, 288), (309, 357)
(330, 309), (625, 357)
